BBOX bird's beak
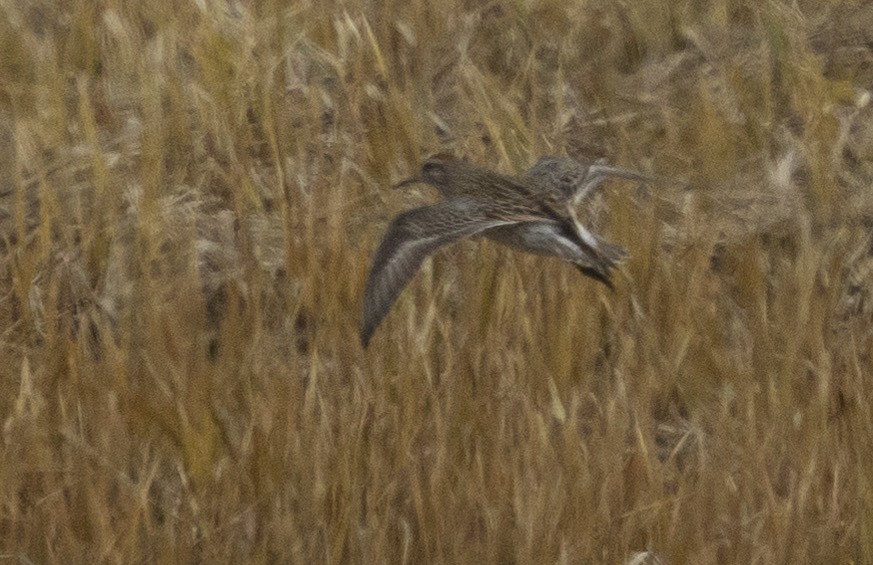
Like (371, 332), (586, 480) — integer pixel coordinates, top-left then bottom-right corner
(392, 175), (422, 189)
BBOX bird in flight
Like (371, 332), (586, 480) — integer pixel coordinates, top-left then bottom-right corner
(360, 154), (650, 347)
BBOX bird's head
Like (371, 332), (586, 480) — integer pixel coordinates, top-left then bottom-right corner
(393, 153), (461, 192)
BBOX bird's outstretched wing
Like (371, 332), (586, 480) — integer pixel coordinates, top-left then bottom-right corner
(523, 155), (648, 260)
(524, 156), (650, 204)
(361, 199), (513, 348)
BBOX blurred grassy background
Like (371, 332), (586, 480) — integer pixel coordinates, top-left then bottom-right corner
(1, 0), (873, 562)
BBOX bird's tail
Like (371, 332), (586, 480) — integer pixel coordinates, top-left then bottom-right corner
(593, 236), (628, 266)
(574, 263), (615, 290)
(572, 235), (627, 290)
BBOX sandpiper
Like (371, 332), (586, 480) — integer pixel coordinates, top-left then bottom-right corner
(360, 154), (650, 347)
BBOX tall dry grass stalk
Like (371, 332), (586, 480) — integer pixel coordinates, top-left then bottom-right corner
(1, 0), (872, 562)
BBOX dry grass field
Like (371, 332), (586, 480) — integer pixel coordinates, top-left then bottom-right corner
(2, 0), (873, 562)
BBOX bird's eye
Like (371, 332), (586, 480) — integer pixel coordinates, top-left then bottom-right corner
(422, 161), (439, 173)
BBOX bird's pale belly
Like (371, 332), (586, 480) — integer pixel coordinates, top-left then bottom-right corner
(484, 222), (585, 259)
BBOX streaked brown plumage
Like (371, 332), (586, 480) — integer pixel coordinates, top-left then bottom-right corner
(360, 154), (650, 347)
